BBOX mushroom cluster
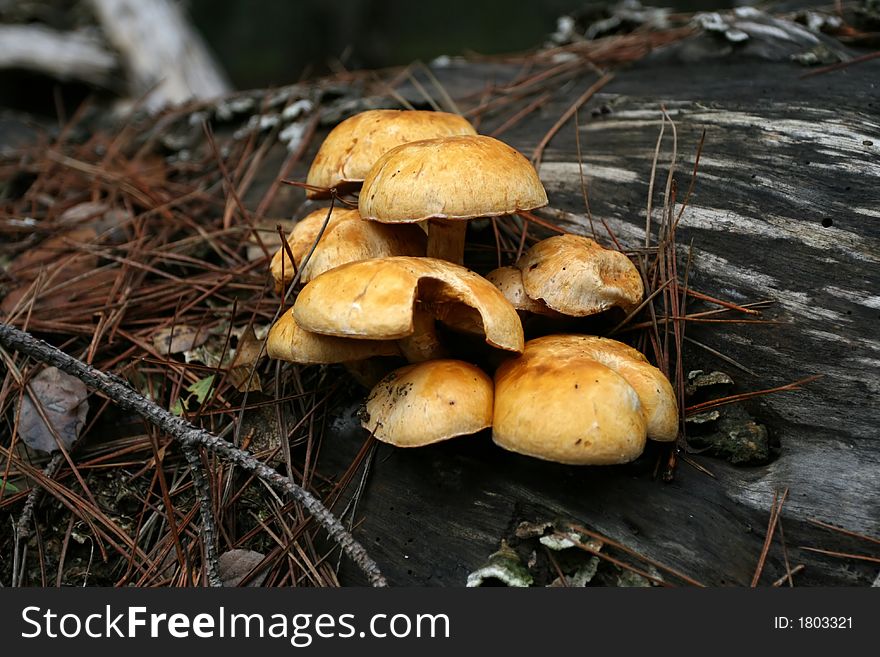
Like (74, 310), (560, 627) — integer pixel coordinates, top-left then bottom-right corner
(267, 109), (678, 465)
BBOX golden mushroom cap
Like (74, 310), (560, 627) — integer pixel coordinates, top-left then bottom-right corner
(362, 359), (493, 447)
(270, 208), (426, 292)
(292, 256), (524, 353)
(485, 266), (558, 316)
(493, 336), (648, 465)
(516, 234), (644, 316)
(495, 334), (678, 464)
(548, 335), (679, 441)
(306, 110), (476, 199)
(301, 217), (426, 283)
(267, 309), (400, 364)
(270, 207), (358, 293)
(359, 135), (548, 223)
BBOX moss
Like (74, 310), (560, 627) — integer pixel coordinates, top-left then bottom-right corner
(686, 405), (771, 466)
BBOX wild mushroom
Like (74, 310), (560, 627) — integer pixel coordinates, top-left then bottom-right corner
(515, 234), (644, 317)
(360, 359), (493, 447)
(492, 334), (679, 465)
(557, 335), (679, 442)
(485, 265), (559, 317)
(267, 308), (400, 364)
(292, 256), (524, 362)
(266, 308), (402, 387)
(305, 109), (476, 199)
(494, 338), (646, 465)
(359, 135), (548, 265)
(301, 215), (425, 283)
(270, 207), (356, 293)
(270, 207), (426, 293)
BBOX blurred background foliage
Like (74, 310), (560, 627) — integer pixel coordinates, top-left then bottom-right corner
(0, 0), (740, 113)
(187, 0), (736, 88)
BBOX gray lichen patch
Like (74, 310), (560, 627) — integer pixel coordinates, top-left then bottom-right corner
(686, 406), (771, 466)
(475, 519), (665, 588)
(684, 369), (773, 466)
(685, 369), (734, 398)
(548, 559), (600, 587)
(466, 541), (533, 587)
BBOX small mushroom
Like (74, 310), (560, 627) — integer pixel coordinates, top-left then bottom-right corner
(492, 335), (678, 464)
(266, 309), (402, 387)
(292, 256), (524, 361)
(361, 359), (493, 447)
(485, 265), (560, 317)
(270, 207), (356, 293)
(493, 336), (647, 465)
(271, 208), (426, 292)
(359, 135), (548, 264)
(300, 215), (426, 283)
(306, 109), (476, 199)
(516, 234), (644, 316)
(267, 309), (401, 364)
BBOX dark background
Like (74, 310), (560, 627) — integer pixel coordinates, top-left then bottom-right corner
(187, 0), (739, 89)
(0, 0), (742, 113)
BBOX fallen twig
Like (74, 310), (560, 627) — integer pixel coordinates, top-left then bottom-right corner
(806, 518), (880, 546)
(531, 73), (614, 169)
(798, 547), (880, 565)
(183, 446), (222, 586)
(564, 522), (705, 587)
(772, 564), (804, 587)
(686, 375), (822, 416)
(800, 51), (880, 78)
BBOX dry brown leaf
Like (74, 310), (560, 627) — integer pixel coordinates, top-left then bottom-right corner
(152, 325), (211, 356)
(18, 366), (89, 453)
(218, 549), (267, 587)
(227, 325), (264, 392)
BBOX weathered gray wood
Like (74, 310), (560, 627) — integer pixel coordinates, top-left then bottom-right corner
(87, 0), (230, 110)
(0, 24), (116, 85)
(0, 1), (228, 109)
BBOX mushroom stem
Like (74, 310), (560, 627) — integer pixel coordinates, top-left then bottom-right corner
(344, 358), (399, 388)
(425, 218), (467, 265)
(398, 308), (448, 362)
